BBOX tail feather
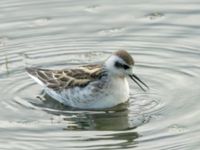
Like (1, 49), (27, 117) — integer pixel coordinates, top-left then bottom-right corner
(25, 67), (61, 90)
(25, 67), (47, 86)
(25, 67), (37, 76)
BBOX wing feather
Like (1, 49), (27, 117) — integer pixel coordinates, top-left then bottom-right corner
(25, 64), (105, 90)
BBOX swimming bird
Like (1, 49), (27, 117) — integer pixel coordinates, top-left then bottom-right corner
(26, 50), (148, 110)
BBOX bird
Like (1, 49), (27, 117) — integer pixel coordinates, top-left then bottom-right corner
(26, 50), (148, 110)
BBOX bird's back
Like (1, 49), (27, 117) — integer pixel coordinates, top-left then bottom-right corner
(25, 64), (105, 91)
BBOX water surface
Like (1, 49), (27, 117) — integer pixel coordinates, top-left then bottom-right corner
(0, 0), (200, 149)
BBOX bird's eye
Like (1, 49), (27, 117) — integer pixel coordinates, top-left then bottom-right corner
(115, 61), (130, 70)
(115, 61), (122, 68)
(123, 64), (130, 70)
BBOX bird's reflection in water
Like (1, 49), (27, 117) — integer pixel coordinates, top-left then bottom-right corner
(75, 131), (139, 150)
(31, 93), (143, 149)
(33, 93), (146, 131)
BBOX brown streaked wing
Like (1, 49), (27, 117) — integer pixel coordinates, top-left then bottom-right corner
(80, 64), (107, 78)
(26, 65), (105, 90)
(26, 67), (65, 90)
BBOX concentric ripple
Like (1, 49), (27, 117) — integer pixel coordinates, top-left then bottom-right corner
(1, 0), (200, 150)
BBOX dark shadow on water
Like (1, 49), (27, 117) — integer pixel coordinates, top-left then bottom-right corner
(72, 131), (140, 150)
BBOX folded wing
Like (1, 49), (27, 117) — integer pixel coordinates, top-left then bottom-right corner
(25, 64), (105, 91)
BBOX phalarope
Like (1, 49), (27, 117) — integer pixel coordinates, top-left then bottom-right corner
(26, 50), (148, 110)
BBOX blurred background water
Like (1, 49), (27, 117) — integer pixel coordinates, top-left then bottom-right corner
(0, 0), (200, 149)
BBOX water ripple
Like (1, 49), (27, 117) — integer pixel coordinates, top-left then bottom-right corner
(1, 0), (200, 149)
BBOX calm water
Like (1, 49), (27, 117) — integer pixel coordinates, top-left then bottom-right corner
(0, 0), (200, 149)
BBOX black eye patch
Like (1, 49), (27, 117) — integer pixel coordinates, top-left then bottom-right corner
(115, 61), (122, 68)
(115, 61), (130, 70)
(123, 64), (130, 70)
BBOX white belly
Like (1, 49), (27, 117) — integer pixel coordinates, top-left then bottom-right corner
(45, 77), (130, 110)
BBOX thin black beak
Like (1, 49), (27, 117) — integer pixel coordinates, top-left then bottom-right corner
(129, 74), (149, 91)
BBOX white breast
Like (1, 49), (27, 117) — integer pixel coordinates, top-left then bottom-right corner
(109, 77), (129, 104)
(45, 76), (130, 109)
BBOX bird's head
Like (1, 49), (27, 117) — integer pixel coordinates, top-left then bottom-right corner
(104, 50), (149, 91)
